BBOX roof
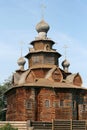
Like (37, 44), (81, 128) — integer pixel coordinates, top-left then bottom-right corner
(66, 73), (82, 85)
(12, 65), (83, 88)
(45, 66), (57, 79)
(15, 65), (57, 85)
(66, 74), (77, 83)
(23, 78), (81, 89)
(25, 50), (61, 58)
(18, 69), (30, 85)
(30, 39), (55, 45)
(5, 78), (87, 95)
(6, 64), (84, 95)
(30, 64), (56, 69)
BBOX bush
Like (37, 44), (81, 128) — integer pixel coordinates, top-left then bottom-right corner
(0, 123), (18, 130)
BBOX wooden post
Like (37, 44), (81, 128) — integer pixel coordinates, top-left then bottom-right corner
(52, 119), (54, 130)
(70, 119), (72, 130)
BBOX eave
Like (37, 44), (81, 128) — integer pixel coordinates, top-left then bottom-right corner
(30, 39), (55, 45)
(25, 50), (61, 58)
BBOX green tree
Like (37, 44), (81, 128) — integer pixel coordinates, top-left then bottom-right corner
(2, 76), (12, 89)
(0, 76), (12, 121)
(0, 123), (18, 130)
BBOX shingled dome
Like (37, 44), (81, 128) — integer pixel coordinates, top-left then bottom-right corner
(62, 59), (70, 72)
(17, 56), (26, 70)
(36, 19), (50, 33)
(17, 57), (26, 66)
(62, 59), (70, 68)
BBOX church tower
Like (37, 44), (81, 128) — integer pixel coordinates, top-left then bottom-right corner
(5, 19), (87, 122)
(25, 19), (61, 68)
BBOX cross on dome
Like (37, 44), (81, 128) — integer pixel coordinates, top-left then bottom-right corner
(41, 4), (46, 20)
(63, 44), (68, 59)
(62, 44), (70, 73)
(17, 41), (26, 71)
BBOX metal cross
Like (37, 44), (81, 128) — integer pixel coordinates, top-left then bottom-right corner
(20, 41), (24, 57)
(63, 44), (68, 59)
(41, 4), (46, 19)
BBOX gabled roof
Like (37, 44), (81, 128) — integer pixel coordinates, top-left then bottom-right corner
(12, 64), (83, 89)
(23, 78), (81, 89)
(66, 73), (82, 86)
(18, 69), (31, 85)
(66, 73), (77, 84)
(45, 66), (57, 79)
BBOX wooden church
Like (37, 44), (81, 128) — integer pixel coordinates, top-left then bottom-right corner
(5, 19), (87, 121)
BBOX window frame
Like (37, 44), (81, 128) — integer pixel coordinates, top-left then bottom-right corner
(45, 100), (50, 108)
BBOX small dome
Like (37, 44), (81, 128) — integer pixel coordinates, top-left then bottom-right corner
(62, 59), (70, 68)
(62, 59), (70, 73)
(36, 19), (50, 33)
(17, 57), (26, 66)
(17, 57), (26, 71)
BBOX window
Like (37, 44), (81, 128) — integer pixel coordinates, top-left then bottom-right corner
(83, 104), (85, 111)
(25, 100), (32, 109)
(45, 56), (55, 64)
(65, 102), (72, 107)
(85, 105), (87, 111)
(60, 100), (64, 107)
(45, 100), (50, 108)
(32, 56), (39, 64)
(53, 101), (60, 108)
(84, 96), (87, 103)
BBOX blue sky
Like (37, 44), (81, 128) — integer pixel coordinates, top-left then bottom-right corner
(0, 0), (87, 87)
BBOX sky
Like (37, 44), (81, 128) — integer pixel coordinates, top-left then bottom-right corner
(0, 0), (87, 87)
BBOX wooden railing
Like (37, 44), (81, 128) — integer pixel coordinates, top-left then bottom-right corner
(0, 121), (27, 130)
(31, 120), (86, 130)
(0, 120), (86, 130)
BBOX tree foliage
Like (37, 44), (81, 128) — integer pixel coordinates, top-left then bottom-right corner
(0, 76), (12, 121)
(0, 76), (12, 94)
(0, 123), (18, 130)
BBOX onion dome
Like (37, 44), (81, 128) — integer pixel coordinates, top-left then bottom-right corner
(36, 19), (50, 33)
(62, 59), (70, 67)
(17, 57), (26, 70)
(62, 59), (70, 72)
(36, 19), (50, 39)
